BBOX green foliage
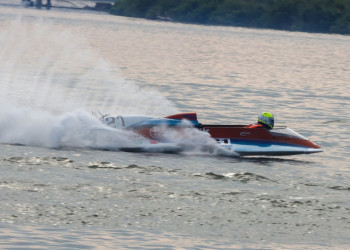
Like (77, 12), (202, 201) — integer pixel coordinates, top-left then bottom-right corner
(110, 0), (350, 34)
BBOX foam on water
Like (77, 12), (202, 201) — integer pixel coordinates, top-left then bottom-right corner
(0, 105), (227, 154)
(160, 120), (238, 156)
(0, 108), (139, 148)
(0, 18), (230, 155)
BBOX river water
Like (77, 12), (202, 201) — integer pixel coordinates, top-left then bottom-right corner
(0, 4), (350, 249)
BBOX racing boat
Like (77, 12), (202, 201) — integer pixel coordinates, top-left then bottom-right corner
(98, 112), (322, 156)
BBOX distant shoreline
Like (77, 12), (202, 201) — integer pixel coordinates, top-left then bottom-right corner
(2, 1), (349, 35)
(110, 0), (350, 35)
(0, 1), (107, 11)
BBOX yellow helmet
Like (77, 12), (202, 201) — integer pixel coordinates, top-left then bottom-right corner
(258, 112), (274, 129)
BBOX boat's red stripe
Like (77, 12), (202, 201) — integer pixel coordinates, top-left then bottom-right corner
(130, 124), (321, 149)
(203, 126), (321, 149)
(165, 113), (198, 121)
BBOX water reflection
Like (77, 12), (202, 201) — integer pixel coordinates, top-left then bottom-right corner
(1, 223), (345, 249)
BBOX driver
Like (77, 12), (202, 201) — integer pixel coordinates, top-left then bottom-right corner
(248, 112), (274, 130)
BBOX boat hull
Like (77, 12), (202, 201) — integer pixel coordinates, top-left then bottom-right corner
(99, 113), (322, 156)
(202, 125), (322, 155)
(220, 141), (322, 156)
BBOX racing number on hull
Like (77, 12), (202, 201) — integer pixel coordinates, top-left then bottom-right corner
(149, 127), (162, 139)
(215, 138), (230, 144)
(240, 132), (251, 136)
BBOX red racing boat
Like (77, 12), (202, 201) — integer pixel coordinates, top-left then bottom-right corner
(99, 112), (322, 156)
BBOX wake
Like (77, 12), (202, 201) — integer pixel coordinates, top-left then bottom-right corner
(0, 107), (236, 156)
(0, 18), (236, 156)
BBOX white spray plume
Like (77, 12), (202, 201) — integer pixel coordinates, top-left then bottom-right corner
(153, 120), (239, 156)
(0, 17), (237, 156)
(0, 17), (178, 116)
(0, 107), (143, 149)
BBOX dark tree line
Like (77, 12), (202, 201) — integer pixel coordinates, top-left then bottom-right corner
(111, 0), (350, 34)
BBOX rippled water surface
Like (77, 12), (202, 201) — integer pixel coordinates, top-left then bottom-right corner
(0, 3), (350, 249)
